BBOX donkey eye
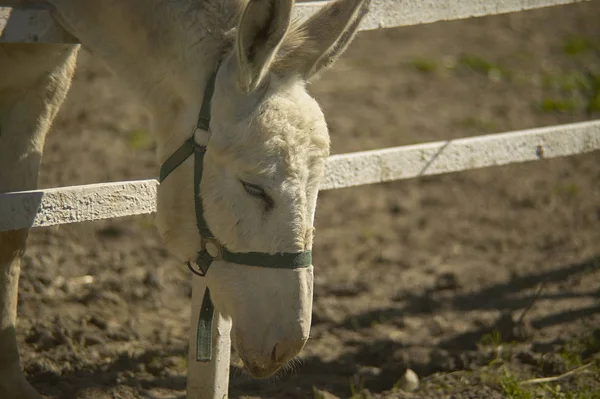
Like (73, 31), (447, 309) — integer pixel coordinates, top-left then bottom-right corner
(240, 180), (274, 211)
(241, 181), (266, 197)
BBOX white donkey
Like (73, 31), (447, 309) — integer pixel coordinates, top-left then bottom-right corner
(0, 0), (370, 397)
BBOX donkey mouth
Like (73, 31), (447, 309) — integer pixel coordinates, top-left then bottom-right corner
(240, 357), (283, 379)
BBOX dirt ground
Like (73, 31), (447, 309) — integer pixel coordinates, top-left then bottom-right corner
(14, 2), (600, 398)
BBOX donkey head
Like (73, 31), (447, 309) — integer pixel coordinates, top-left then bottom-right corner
(160, 0), (369, 378)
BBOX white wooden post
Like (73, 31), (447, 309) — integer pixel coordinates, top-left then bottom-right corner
(186, 276), (231, 399)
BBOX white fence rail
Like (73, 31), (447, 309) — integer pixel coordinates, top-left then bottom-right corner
(0, 0), (592, 43)
(1, 120), (599, 231)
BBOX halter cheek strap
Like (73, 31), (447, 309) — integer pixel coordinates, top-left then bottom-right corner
(159, 70), (312, 362)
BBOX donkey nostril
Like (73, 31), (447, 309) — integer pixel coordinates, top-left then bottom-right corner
(271, 344), (278, 364)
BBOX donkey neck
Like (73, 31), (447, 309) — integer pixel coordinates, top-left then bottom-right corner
(50, 0), (243, 160)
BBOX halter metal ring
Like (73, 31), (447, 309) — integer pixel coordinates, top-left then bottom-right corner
(201, 237), (223, 260)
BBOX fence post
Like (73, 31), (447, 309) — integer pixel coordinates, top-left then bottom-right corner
(186, 276), (231, 399)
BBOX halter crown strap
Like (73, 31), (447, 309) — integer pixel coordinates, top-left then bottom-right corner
(159, 69), (312, 363)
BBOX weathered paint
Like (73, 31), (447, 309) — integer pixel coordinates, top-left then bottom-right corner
(0, 120), (598, 231)
(296, 0), (592, 31)
(322, 119), (600, 190)
(0, 180), (157, 231)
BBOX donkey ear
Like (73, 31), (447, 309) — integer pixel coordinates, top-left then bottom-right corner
(277, 0), (370, 81)
(236, 0), (294, 93)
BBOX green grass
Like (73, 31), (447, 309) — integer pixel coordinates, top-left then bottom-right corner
(501, 375), (534, 399)
(554, 183), (582, 199)
(539, 70), (600, 114)
(560, 334), (600, 369)
(542, 71), (586, 91)
(479, 329), (503, 347)
(409, 57), (438, 74)
(457, 55), (508, 81)
(350, 376), (369, 399)
(128, 128), (154, 150)
(582, 72), (600, 113)
(540, 97), (578, 112)
(563, 36), (599, 56)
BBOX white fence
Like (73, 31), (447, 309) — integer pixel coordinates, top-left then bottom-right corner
(1, 120), (599, 230)
(1, 1), (599, 398)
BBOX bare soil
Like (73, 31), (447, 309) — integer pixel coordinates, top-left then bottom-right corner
(15, 2), (600, 398)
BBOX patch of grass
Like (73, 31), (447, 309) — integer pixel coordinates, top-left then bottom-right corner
(128, 128), (154, 150)
(409, 57), (438, 74)
(563, 36), (599, 56)
(542, 71), (586, 91)
(540, 97), (577, 112)
(146, 355), (165, 375)
(350, 376), (369, 399)
(421, 370), (477, 394)
(539, 70), (600, 114)
(553, 183), (582, 199)
(479, 329), (503, 347)
(582, 72), (600, 113)
(560, 350), (584, 370)
(560, 333), (600, 369)
(501, 375), (534, 399)
(457, 55), (507, 81)
(168, 355), (187, 373)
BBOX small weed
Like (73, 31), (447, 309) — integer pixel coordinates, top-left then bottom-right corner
(350, 376), (369, 399)
(554, 183), (582, 199)
(457, 55), (507, 81)
(563, 36), (599, 56)
(540, 97), (577, 112)
(479, 330), (503, 347)
(146, 355), (165, 375)
(560, 333), (600, 369)
(582, 72), (600, 113)
(478, 330), (520, 364)
(409, 57), (438, 74)
(168, 355), (187, 373)
(542, 71), (586, 91)
(539, 70), (600, 114)
(128, 128), (154, 150)
(560, 350), (583, 369)
(500, 375), (533, 399)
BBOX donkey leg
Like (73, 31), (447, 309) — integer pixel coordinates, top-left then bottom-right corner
(0, 43), (79, 399)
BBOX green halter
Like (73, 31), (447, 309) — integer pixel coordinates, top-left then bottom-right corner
(159, 70), (312, 362)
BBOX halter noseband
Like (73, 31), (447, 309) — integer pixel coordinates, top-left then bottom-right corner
(158, 69), (312, 362)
